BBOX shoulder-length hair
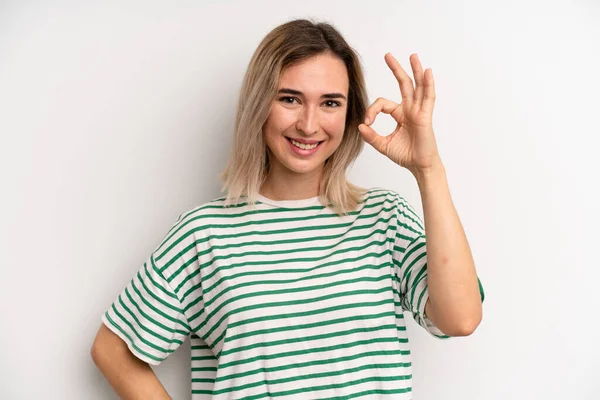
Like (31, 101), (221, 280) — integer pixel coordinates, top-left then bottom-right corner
(219, 18), (369, 216)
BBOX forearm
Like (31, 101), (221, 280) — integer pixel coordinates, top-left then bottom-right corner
(91, 324), (172, 400)
(412, 159), (482, 336)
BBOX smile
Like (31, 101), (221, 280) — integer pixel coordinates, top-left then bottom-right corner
(285, 137), (324, 155)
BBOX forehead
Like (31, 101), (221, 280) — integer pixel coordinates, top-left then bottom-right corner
(279, 53), (349, 95)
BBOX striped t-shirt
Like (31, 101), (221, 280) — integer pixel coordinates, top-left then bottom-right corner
(102, 187), (485, 399)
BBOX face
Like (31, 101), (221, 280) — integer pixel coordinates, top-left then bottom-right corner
(262, 53), (349, 178)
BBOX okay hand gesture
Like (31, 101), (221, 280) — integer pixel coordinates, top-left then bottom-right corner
(358, 53), (442, 175)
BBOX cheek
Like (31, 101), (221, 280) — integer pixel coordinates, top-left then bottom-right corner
(324, 113), (347, 137)
(267, 106), (294, 127)
(263, 114), (285, 139)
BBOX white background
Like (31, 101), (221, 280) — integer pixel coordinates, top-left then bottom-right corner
(1, 0), (599, 399)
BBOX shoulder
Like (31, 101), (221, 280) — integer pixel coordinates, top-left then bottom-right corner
(156, 195), (236, 248)
(151, 195), (238, 270)
(366, 187), (423, 228)
(363, 187), (412, 210)
(174, 195), (232, 227)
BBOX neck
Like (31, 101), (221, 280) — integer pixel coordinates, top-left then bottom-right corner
(260, 164), (323, 201)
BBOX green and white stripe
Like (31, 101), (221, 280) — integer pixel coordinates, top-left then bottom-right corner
(102, 188), (484, 399)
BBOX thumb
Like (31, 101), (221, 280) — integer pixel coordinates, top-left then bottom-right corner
(358, 123), (385, 154)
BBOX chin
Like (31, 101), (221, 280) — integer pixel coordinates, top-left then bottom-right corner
(283, 160), (323, 175)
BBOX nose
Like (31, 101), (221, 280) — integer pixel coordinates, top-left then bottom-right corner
(295, 105), (319, 135)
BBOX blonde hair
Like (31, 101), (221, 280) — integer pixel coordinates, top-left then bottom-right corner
(219, 18), (369, 216)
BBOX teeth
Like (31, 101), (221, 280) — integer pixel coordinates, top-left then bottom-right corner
(290, 139), (319, 150)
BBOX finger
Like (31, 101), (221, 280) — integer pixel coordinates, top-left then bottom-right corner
(410, 54), (425, 106)
(358, 123), (387, 155)
(385, 53), (414, 105)
(422, 68), (436, 114)
(364, 97), (402, 126)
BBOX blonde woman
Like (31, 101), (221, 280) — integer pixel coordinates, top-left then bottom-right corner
(91, 18), (485, 399)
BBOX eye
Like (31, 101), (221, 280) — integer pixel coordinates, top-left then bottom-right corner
(324, 100), (342, 108)
(279, 96), (299, 104)
(278, 97), (342, 108)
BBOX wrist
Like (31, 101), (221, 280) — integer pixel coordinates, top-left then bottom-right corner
(410, 158), (446, 186)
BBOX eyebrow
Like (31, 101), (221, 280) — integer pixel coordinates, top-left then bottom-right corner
(278, 88), (347, 101)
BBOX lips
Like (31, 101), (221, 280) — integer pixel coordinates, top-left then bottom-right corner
(285, 137), (324, 145)
(285, 136), (323, 156)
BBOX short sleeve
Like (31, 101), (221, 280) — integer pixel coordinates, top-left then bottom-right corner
(391, 194), (448, 339)
(101, 216), (192, 365)
(396, 232), (450, 339)
(391, 193), (485, 339)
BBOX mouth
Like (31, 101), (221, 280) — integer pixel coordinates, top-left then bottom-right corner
(285, 137), (324, 155)
(285, 137), (324, 146)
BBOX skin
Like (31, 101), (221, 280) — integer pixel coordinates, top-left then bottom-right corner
(90, 51), (482, 400)
(262, 51), (482, 336)
(259, 53), (349, 200)
(359, 53), (482, 335)
(91, 54), (350, 400)
(91, 323), (172, 399)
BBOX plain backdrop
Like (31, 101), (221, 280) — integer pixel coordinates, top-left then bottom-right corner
(1, 0), (599, 399)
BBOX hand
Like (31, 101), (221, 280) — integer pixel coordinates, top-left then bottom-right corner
(358, 53), (442, 175)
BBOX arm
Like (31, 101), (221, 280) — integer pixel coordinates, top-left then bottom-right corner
(357, 53), (482, 337)
(91, 323), (172, 400)
(414, 158), (482, 336)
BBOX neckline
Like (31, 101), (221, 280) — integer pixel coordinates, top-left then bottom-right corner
(256, 193), (322, 208)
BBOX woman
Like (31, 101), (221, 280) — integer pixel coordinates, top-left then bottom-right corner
(91, 18), (484, 399)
